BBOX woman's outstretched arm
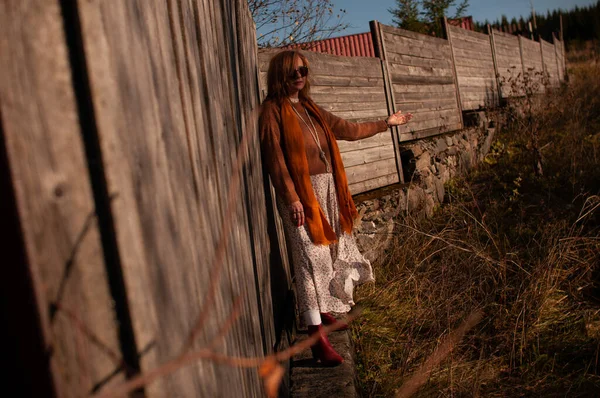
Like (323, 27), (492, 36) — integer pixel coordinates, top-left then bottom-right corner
(318, 105), (412, 141)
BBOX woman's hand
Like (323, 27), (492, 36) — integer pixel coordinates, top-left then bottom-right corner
(386, 110), (413, 126)
(289, 201), (305, 227)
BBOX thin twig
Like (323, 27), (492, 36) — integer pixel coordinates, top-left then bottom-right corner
(53, 301), (123, 368)
(181, 130), (252, 354)
(96, 310), (358, 397)
(395, 310), (484, 398)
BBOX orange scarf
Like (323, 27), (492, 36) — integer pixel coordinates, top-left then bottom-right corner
(280, 98), (358, 245)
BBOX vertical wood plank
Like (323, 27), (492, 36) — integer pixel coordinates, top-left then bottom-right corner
(443, 17), (465, 123)
(373, 20), (405, 183)
(0, 1), (122, 396)
(518, 35), (527, 80)
(488, 25), (502, 101)
(73, 0), (267, 395)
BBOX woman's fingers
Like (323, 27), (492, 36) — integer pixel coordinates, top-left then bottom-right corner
(290, 201), (304, 227)
(395, 110), (412, 124)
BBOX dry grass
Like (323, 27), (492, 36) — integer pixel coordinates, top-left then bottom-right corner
(353, 55), (600, 397)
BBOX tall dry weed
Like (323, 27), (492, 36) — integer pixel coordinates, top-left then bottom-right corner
(354, 59), (600, 397)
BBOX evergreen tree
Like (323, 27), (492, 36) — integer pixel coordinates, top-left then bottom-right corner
(389, 0), (469, 36)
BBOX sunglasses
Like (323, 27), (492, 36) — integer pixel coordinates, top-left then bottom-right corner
(289, 66), (309, 79)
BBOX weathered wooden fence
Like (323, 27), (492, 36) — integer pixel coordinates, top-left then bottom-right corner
(259, 21), (566, 194)
(1, 0), (273, 397)
(0, 1), (569, 395)
(375, 22), (463, 141)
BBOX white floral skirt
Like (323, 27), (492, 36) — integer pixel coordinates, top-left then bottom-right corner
(277, 173), (374, 316)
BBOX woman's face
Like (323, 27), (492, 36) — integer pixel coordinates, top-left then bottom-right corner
(287, 57), (306, 96)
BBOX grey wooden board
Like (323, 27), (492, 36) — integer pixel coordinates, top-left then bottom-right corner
(520, 37), (545, 92)
(0, 1), (123, 396)
(382, 31), (452, 57)
(541, 40), (559, 86)
(379, 22), (461, 140)
(232, 0), (275, 356)
(399, 122), (463, 142)
(448, 25), (498, 110)
(76, 0), (266, 396)
(345, 158), (399, 186)
(489, 30), (523, 112)
(342, 143), (396, 168)
(349, 173), (399, 194)
(380, 24), (449, 45)
(449, 24), (490, 41)
(386, 53), (453, 68)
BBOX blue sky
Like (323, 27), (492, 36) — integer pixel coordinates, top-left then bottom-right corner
(331, 0), (598, 35)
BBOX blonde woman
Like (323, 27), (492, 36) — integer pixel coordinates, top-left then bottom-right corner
(260, 50), (412, 366)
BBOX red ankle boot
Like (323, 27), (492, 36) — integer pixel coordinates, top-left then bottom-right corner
(307, 324), (343, 366)
(320, 312), (349, 331)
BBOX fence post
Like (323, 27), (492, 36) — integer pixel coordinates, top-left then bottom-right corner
(488, 24), (502, 104)
(442, 17), (464, 126)
(517, 35), (527, 96)
(539, 36), (547, 90)
(552, 33), (562, 83)
(370, 20), (405, 184)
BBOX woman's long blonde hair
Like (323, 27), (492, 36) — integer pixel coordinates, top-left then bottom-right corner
(266, 50), (311, 103)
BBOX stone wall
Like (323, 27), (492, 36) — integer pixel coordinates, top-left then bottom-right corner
(355, 111), (498, 262)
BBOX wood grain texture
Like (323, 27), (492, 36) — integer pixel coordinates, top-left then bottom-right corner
(520, 36), (545, 92)
(0, 1), (122, 396)
(75, 0), (267, 396)
(380, 23), (461, 141)
(541, 39), (559, 86)
(447, 24), (498, 109)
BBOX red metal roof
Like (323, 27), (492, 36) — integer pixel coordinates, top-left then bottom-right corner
(447, 16), (475, 31)
(282, 18), (475, 58)
(283, 32), (376, 57)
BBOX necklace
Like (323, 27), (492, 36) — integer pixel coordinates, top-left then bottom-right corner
(288, 100), (332, 173)
(288, 97), (300, 103)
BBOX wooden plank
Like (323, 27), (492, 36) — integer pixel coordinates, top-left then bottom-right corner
(399, 122), (462, 142)
(398, 113), (460, 134)
(310, 85), (386, 95)
(311, 92), (387, 104)
(0, 1), (123, 396)
(382, 31), (452, 56)
(488, 25), (502, 103)
(451, 47), (495, 63)
(392, 83), (456, 94)
(492, 29), (518, 39)
(341, 143), (396, 168)
(450, 37), (493, 52)
(345, 158), (398, 184)
(388, 63), (454, 78)
(311, 74), (384, 87)
(390, 75), (454, 85)
(376, 22), (405, 184)
(453, 57), (495, 69)
(396, 110), (461, 131)
(380, 24), (449, 45)
(384, 42), (451, 60)
(75, 0), (266, 396)
(233, 0), (275, 355)
(394, 99), (459, 113)
(448, 24), (490, 41)
(349, 173), (399, 194)
(320, 101), (389, 113)
(332, 108), (390, 121)
(336, 132), (393, 152)
(392, 90), (458, 102)
(386, 53), (452, 68)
